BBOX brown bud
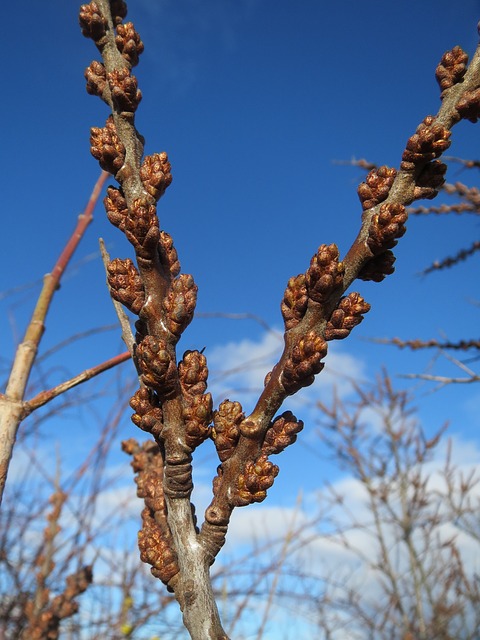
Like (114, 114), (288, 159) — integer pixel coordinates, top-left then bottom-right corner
(163, 274), (197, 339)
(282, 331), (328, 395)
(212, 400), (244, 462)
(178, 350), (208, 396)
(306, 244), (344, 303)
(124, 198), (160, 259)
(107, 258), (145, 314)
(85, 60), (106, 97)
(401, 116), (451, 171)
(436, 46), (468, 95)
(357, 166), (397, 211)
(115, 22), (144, 67)
(108, 68), (142, 113)
(158, 231), (181, 277)
(325, 292), (371, 340)
(140, 153), (173, 201)
(79, 2), (107, 42)
(281, 274), (308, 330)
(413, 160), (447, 201)
(367, 202), (407, 254)
(262, 411), (304, 456)
(183, 394), (213, 450)
(234, 455), (279, 506)
(138, 508), (179, 584)
(130, 388), (163, 440)
(137, 336), (177, 398)
(104, 186), (128, 230)
(90, 115), (126, 174)
(456, 88), (480, 123)
(358, 250), (396, 282)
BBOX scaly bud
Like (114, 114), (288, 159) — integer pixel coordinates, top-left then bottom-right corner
(107, 258), (145, 314)
(325, 293), (371, 340)
(367, 202), (407, 255)
(79, 2), (107, 43)
(306, 244), (344, 303)
(234, 455), (279, 506)
(90, 115), (126, 174)
(137, 336), (177, 399)
(115, 22), (144, 67)
(358, 250), (396, 282)
(357, 166), (397, 211)
(163, 274), (197, 339)
(212, 400), (244, 462)
(140, 153), (173, 201)
(108, 68), (142, 113)
(104, 186), (128, 230)
(282, 331), (328, 395)
(401, 116), (451, 171)
(130, 388), (163, 440)
(262, 411), (303, 456)
(85, 60), (107, 97)
(436, 46), (468, 96)
(281, 274), (308, 330)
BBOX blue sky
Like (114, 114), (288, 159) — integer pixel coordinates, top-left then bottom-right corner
(2, 1), (480, 636)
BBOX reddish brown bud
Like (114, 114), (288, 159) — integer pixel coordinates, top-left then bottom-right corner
(137, 336), (177, 398)
(178, 350), (209, 397)
(163, 274), (197, 339)
(183, 394), (212, 450)
(436, 46), (468, 95)
(358, 250), (396, 282)
(107, 258), (145, 314)
(79, 2), (107, 42)
(140, 153), (173, 201)
(234, 455), (279, 506)
(281, 274), (308, 330)
(138, 507), (179, 584)
(262, 411), (304, 456)
(85, 60), (107, 97)
(413, 160), (447, 201)
(456, 88), (480, 123)
(108, 68), (142, 113)
(130, 388), (163, 440)
(306, 244), (344, 303)
(357, 166), (397, 211)
(104, 186), (128, 230)
(124, 198), (159, 258)
(325, 292), (371, 341)
(158, 231), (181, 277)
(367, 202), (407, 254)
(90, 115), (126, 174)
(401, 116), (451, 171)
(115, 22), (144, 67)
(212, 400), (244, 462)
(282, 331), (328, 395)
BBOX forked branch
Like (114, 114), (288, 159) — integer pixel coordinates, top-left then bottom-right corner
(79, 3), (480, 637)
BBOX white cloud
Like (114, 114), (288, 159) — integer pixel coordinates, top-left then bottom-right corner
(206, 328), (367, 416)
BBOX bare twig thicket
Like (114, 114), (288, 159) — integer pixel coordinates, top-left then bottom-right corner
(78, 1), (480, 637)
(310, 373), (480, 640)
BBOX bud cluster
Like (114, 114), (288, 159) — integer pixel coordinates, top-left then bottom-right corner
(212, 400), (244, 462)
(262, 411), (303, 456)
(357, 166), (397, 211)
(281, 274), (308, 330)
(325, 292), (371, 341)
(401, 116), (451, 171)
(306, 244), (344, 303)
(233, 455), (279, 506)
(107, 257), (145, 314)
(435, 46), (468, 95)
(90, 115), (126, 175)
(178, 350), (212, 450)
(130, 388), (163, 440)
(282, 331), (328, 395)
(137, 336), (178, 400)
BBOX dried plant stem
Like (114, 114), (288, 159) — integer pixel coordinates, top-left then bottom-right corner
(23, 351), (131, 416)
(0, 170), (108, 506)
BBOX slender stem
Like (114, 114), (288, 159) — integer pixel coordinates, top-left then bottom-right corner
(0, 171), (108, 506)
